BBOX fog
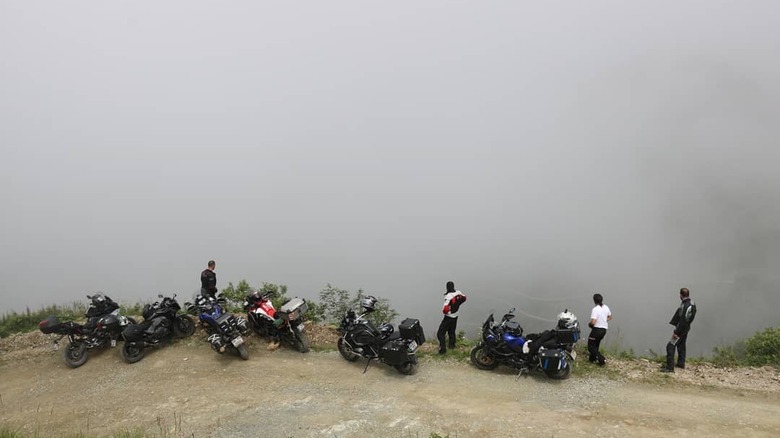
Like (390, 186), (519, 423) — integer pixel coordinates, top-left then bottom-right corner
(2, 1), (779, 356)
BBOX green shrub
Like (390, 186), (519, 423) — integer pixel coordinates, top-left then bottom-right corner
(317, 283), (398, 325)
(0, 303), (87, 338)
(744, 327), (780, 367)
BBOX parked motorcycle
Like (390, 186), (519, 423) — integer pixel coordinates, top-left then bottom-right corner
(470, 308), (580, 379)
(186, 293), (250, 360)
(38, 293), (135, 368)
(120, 294), (195, 363)
(243, 290), (310, 353)
(337, 296), (425, 375)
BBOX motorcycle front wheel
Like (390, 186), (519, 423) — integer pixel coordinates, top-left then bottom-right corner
(394, 362), (416, 375)
(63, 342), (88, 368)
(470, 345), (500, 370)
(121, 343), (145, 363)
(173, 315), (196, 338)
(236, 344), (249, 360)
(337, 338), (360, 362)
(293, 328), (310, 353)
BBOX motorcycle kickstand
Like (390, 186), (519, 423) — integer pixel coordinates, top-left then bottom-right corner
(515, 368), (529, 381)
(362, 358), (374, 374)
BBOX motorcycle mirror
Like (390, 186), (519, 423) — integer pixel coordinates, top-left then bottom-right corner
(509, 307), (516, 313)
(86, 295), (92, 299)
(158, 294), (164, 299)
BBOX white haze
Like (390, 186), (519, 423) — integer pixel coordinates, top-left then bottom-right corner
(2, 1), (779, 355)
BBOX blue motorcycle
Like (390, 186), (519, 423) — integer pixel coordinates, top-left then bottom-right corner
(470, 308), (580, 379)
(187, 294), (250, 360)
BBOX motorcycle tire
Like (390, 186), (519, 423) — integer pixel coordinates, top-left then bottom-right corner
(543, 360), (572, 380)
(394, 362), (416, 375)
(121, 343), (145, 363)
(63, 342), (88, 368)
(470, 345), (500, 370)
(293, 329), (310, 353)
(337, 337), (360, 362)
(237, 344), (249, 360)
(173, 315), (196, 338)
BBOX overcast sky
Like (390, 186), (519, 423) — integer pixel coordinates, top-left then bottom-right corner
(2, 1), (779, 355)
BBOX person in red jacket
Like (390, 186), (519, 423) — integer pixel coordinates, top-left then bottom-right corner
(436, 281), (467, 354)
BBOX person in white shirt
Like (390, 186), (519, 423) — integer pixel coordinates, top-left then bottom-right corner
(436, 281), (467, 354)
(588, 293), (612, 366)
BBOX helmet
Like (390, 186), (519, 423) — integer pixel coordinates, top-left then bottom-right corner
(91, 293), (106, 306)
(360, 295), (378, 312)
(557, 310), (578, 329)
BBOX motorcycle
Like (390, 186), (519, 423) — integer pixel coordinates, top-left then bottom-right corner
(470, 308), (580, 380)
(120, 294), (195, 363)
(38, 293), (136, 368)
(243, 290), (310, 353)
(186, 293), (250, 360)
(336, 296), (426, 375)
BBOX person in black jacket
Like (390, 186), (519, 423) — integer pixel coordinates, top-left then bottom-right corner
(200, 260), (217, 298)
(661, 287), (697, 372)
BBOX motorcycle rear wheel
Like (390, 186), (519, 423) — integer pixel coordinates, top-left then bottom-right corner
(63, 342), (88, 368)
(543, 361), (572, 380)
(470, 345), (500, 370)
(121, 343), (145, 363)
(293, 329), (310, 353)
(394, 362), (416, 375)
(173, 315), (196, 338)
(337, 338), (360, 362)
(236, 344), (249, 360)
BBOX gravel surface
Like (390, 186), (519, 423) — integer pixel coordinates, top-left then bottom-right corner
(1, 328), (779, 437)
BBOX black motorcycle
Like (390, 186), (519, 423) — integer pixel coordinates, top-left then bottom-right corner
(243, 291), (310, 353)
(470, 308), (580, 380)
(120, 294), (195, 363)
(38, 293), (136, 368)
(186, 294), (250, 360)
(336, 296), (425, 375)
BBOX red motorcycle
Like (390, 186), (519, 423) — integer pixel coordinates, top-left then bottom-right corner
(243, 291), (310, 352)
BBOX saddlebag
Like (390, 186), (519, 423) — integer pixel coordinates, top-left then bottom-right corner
(555, 328), (580, 344)
(539, 349), (566, 371)
(279, 298), (308, 321)
(380, 340), (412, 365)
(122, 324), (145, 342)
(399, 318), (426, 345)
(39, 316), (66, 335)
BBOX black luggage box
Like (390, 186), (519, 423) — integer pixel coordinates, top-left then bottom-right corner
(399, 318), (426, 345)
(380, 341), (411, 365)
(122, 324), (145, 342)
(539, 349), (566, 371)
(39, 316), (63, 334)
(555, 328), (580, 344)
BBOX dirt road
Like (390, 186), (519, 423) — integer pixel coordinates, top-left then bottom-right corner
(1, 332), (779, 438)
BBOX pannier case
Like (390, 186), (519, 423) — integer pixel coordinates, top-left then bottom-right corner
(399, 318), (426, 345)
(539, 349), (566, 370)
(380, 341), (411, 365)
(122, 324), (145, 342)
(39, 316), (63, 334)
(555, 328), (580, 344)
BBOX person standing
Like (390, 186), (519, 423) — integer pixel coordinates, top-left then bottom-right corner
(200, 260), (217, 298)
(588, 293), (612, 366)
(661, 287), (697, 372)
(436, 281), (467, 354)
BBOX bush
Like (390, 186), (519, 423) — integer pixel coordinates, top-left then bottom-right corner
(317, 284), (398, 326)
(220, 280), (291, 313)
(745, 327), (780, 367)
(0, 303), (87, 338)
